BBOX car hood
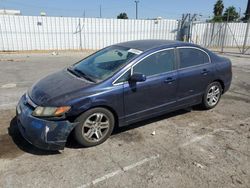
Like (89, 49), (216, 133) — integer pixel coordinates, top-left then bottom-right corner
(28, 69), (94, 106)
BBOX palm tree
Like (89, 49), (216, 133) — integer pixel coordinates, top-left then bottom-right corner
(213, 0), (224, 22)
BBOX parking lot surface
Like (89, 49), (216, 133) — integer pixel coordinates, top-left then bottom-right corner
(0, 51), (249, 188)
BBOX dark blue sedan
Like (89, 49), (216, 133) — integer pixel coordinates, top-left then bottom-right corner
(16, 40), (232, 150)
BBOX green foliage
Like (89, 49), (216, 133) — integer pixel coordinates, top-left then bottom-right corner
(242, 0), (250, 22)
(223, 6), (240, 21)
(212, 0), (224, 22)
(117, 13), (128, 19)
(211, 0), (240, 22)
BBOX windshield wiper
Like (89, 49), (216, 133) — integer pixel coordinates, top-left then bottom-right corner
(67, 66), (82, 77)
(73, 67), (96, 83)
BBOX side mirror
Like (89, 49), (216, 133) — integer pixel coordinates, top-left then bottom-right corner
(129, 73), (146, 82)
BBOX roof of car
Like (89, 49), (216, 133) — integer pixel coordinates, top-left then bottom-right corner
(117, 40), (197, 51)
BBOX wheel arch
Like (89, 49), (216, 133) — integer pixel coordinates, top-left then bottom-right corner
(69, 104), (119, 129)
(91, 105), (119, 128)
(212, 79), (225, 93)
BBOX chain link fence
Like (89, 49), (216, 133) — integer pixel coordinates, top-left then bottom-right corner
(190, 20), (250, 54)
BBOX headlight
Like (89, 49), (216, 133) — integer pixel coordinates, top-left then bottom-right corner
(32, 106), (71, 117)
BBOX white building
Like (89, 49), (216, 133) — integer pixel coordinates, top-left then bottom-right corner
(0, 9), (21, 15)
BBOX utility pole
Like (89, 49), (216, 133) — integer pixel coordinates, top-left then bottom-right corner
(99, 5), (102, 18)
(135, 0), (139, 19)
(83, 9), (86, 18)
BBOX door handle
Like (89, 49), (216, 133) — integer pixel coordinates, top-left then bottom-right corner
(164, 77), (175, 84)
(201, 69), (210, 75)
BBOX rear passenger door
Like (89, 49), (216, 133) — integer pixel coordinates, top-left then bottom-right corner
(176, 47), (215, 105)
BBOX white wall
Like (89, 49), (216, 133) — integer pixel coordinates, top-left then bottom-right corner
(0, 15), (178, 51)
(1, 15), (249, 51)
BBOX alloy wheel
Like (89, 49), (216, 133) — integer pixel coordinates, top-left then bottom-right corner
(82, 113), (110, 142)
(206, 85), (221, 107)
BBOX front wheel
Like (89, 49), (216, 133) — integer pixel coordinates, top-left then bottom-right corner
(201, 82), (222, 110)
(74, 107), (115, 147)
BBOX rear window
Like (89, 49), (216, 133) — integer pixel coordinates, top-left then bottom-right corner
(179, 48), (210, 69)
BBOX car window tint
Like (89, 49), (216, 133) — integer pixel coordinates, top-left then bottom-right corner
(74, 46), (137, 81)
(93, 49), (128, 63)
(116, 70), (131, 83)
(133, 49), (175, 77)
(179, 48), (209, 69)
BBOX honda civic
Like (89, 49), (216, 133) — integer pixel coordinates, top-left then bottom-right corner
(16, 40), (232, 150)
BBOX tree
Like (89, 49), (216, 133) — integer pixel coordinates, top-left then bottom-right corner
(223, 6), (240, 22)
(242, 0), (250, 22)
(212, 0), (224, 22)
(117, 13), (128, 19)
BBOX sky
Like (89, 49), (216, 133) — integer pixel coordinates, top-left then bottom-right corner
(0, 0), (248, 20)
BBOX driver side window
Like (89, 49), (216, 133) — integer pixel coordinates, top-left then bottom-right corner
(133, 49), (175, 76)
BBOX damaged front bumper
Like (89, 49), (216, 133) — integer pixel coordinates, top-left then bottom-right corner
(16, 95), (77, 151)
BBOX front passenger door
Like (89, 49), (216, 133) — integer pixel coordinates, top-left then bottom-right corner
(123, 49), (178, 123)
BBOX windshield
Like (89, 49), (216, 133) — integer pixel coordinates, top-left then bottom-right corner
(72, 46), (140, 82)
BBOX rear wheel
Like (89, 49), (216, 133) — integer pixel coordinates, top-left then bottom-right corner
(74, 107), (115, 147)
(201, 82), (222, 110)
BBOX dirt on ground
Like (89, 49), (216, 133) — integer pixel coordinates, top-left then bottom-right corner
(0, 51), (249, 188)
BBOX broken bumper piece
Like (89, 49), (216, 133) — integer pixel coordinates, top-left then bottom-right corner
(16, 95), (76, 151)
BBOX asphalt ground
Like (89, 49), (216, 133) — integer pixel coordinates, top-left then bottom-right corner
(0, 51), (249, 188)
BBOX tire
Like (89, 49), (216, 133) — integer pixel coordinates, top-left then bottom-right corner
(74, 107), (115, 147)
(201, 81), (222, 110)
